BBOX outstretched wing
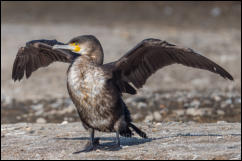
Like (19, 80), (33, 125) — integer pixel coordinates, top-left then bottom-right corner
(12, 39), (79, 81)
(110, 38), (233, 89)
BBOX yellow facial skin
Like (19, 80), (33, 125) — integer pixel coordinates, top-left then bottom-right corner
(70, 43), (81, 52)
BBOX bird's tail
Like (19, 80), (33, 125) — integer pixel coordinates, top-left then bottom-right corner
(129, 123), (147, 138)
(119, 127), (133, 138)
(119, 99), (147, 138)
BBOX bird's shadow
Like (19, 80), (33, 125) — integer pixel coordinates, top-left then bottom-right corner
(55, 136), (152, 147)
(54, 132), (239, 151)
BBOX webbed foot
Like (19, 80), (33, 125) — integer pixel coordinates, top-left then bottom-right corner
(73, 138), (100, 154)
(103, 143), (122, 151)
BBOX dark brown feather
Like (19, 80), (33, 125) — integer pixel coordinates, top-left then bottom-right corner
(12, 39), (79, 81)
(111, 38), (233, 88)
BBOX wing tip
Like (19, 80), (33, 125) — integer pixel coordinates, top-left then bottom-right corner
(226, 74), (234, 81)
(11, 74), (20, 82)
(219, 67), (234, 81)
(12, 74), (24, 82)
(219, 70), (234, 81)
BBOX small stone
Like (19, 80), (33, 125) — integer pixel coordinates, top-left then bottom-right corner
(174, 110), (185, 116)
(225, 99), (232, 105)
(61, 121), (68, 125)
(125, 97), (135, 104)
(137, 102), (147, 109)
(217, 121), (227, 124)
(221, 99), (233, 108)
(57, 106), (75, 115)
(144, 114), (153, 122)
(50, 99), (63, 108)
(152, 128), (158, 132)
(160, 108), (169, 115)
(221, 102), (227, 109)
(121, 145), (129, 149)
(39, 127), (45, 130)
(63, 98), (72, 106)
(25, 127), (35, 134)
(35, 110), (44, 116)
(190, 100), (200, 108)
(36, 118), (47, 124)
(153, 111), (162, 121)
(31, 104), (44, 111)
(216, 136), (223, 140)
(16, 116), (21, 120)
(177, 97), (186, 102)
(217, 110), (225, 115)
(155, 122), (162, 126)
(132, 113), (143, 121)
(186, 108), (212, 116)
(2, 94), (13, 105)
(213, 95), (221, 102)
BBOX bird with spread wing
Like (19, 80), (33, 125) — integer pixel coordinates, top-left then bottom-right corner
(12, 35), (233, 153)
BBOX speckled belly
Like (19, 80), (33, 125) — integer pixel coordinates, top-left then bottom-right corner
(67, 61), (118, 131)
(68, 65), (109, 105)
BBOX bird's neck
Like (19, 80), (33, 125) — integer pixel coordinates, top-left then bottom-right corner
(72, 55), (101, 69)
(89, 49), (104, 65)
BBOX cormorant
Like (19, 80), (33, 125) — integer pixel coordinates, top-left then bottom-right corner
(12, 35), (233, 153)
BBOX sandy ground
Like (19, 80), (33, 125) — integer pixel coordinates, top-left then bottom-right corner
(1, 122), (241, 159)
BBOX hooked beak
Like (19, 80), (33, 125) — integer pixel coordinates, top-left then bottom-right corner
(52, 44), (76, 51)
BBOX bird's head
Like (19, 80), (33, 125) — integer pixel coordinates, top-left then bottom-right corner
(53, 35), (104, 64)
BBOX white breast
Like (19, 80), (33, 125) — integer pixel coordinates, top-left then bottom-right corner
(68, 67), (81, 91)
(67, 60), (106, 101)
(83, 69), (106, 97)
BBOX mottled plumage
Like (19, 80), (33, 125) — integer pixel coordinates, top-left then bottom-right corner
(12, 35), (233, 153)
(67, 55), (119, 132)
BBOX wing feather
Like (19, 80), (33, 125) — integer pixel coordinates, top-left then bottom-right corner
(12, 39), (78, 81)
(111, 38), (233, 89)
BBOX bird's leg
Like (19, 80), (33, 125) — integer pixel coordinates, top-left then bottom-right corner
(115, 131), (120, 146)
(104, 131), (122, 151)
(73, 128), (99, 154)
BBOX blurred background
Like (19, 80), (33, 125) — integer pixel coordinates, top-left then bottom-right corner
(1, 2), (241, 124)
